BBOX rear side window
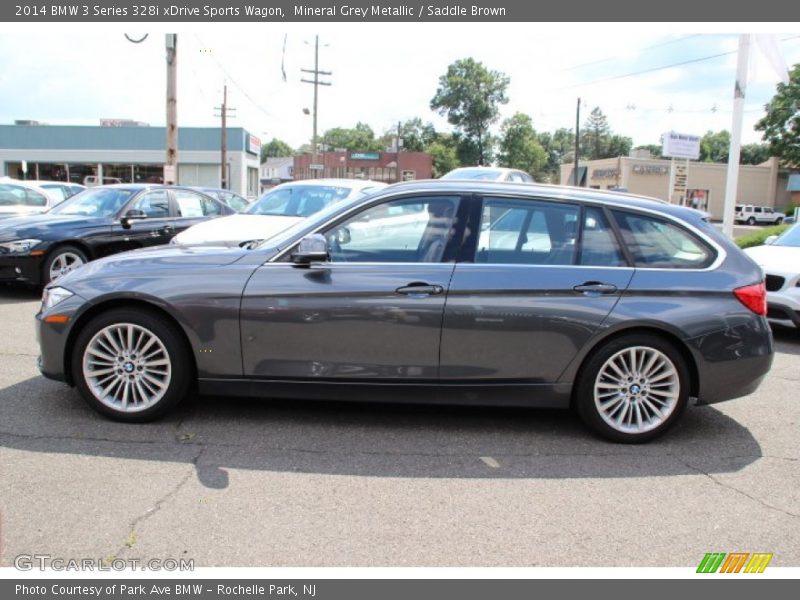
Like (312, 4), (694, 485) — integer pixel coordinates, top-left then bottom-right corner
(611, 210), (715, 269)
(579, 207), (626, 267)
(476, 198), (579, 265)
(174, 190), (221, 217)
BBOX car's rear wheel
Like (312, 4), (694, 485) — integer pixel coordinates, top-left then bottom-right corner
(776, 216), (784, 225)
(43, 245), (87, 285)
(575, 334), (689, 443)
(71, 308), (191, 422)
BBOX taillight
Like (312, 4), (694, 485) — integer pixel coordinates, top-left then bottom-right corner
(734, 282), (767, 316)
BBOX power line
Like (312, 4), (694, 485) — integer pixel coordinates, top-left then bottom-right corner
(194, 33), (272, 119)
(560, 34), (703, 73)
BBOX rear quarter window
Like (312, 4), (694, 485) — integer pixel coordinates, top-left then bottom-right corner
(611, 209), (716, 269)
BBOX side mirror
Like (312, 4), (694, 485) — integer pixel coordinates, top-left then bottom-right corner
(292, 233), (329, 266)
(764, 235), (778, 245)
(120, 209), (148, 229)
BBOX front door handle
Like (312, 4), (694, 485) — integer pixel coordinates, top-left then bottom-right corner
(396, 282), (444, 296)
(573, 281), (618, 295)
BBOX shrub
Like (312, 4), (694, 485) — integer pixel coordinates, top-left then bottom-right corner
(736, 224), (790, 249)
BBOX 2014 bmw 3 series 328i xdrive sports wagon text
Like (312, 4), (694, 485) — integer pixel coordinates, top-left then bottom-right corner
(36, 180), (773, 443)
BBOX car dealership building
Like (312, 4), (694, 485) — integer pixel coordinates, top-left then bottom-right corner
(0, 123), (262, 198)
(560, 153), (793, 220)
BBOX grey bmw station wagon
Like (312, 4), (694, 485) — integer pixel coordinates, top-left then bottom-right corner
(36, 180), (773, 442)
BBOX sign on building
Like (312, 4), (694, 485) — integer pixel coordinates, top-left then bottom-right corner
(247, 134), (262, 156)
(662, 131), (701, 160)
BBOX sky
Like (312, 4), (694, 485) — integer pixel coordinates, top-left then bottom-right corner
(1, 23), (799, 152)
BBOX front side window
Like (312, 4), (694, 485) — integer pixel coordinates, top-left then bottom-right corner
(611, 210), (715, 269)
(324, 196), (461, 263)
(476, 198), (579, 265)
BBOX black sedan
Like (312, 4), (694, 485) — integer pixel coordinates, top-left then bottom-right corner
(36, 180), (773, 442)
(0, 184), (235, 286)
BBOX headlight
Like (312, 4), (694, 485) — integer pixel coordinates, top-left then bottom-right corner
(42, 286), (74, 311)
(0, 238), (42, 254)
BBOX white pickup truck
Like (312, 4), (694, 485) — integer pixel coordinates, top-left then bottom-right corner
(735, 204), (785, 225)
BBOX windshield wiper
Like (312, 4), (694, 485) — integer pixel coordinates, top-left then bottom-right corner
(240, 239), (265, 249)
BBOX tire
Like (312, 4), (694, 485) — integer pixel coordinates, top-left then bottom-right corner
(71, 308), (191, 422)
(776, 217), (784, 225)
(575, 334), (690, 443)
(43, 244), (88, 285)
(747, 217), (756, 225)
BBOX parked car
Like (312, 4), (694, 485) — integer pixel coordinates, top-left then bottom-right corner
(0, 178), (64, 219)
(743, 223), (800, 329)
(25, 180), (86, 203)
(735, 204), (785, 225)
(441, 166), (534, 183)
(0, 184), (234, 286)
(171, 179), (386, 246)
(189, 187), (251, 212)
(36, 181), (773, 442)
(83, 176), (123, 187)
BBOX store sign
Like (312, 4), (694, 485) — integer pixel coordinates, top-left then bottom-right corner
(591, 168), (619, 179)
(662, 131), (701, 160)
(632, 164), (669, 175)
(247, 134), (261, 155)
(350, 152), (380, 160)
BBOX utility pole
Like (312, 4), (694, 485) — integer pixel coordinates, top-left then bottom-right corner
(396, 120), (402, 182)
(301, 35), (331, 179)
(165, 34), (178, 185)
(573, 97), (581, 187)
(214, 84), (236, 189)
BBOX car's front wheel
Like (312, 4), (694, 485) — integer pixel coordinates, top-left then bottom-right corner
(747, 216), (756, 225)
(43, 245), (87, 285)
(72, 308), (191, 422)
(575, 334), (689, 443)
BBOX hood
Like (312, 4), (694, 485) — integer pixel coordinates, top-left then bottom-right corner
(56, 243), (250, 287)
(173, 214), (303, 245)
(0, 213), (108, 241)
(743, 244), (800, 274)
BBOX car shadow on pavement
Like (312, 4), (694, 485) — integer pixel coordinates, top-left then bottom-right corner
(772, 325), (800, 355)
(0, 284), (40, 304)
(0, 375), (763, 489)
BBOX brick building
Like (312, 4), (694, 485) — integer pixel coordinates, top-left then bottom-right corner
(294, 151), (432, 183)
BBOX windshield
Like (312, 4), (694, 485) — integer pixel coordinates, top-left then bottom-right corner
(246, 185), (353, 217)
(774, 224), (800, 247)
(49, 187), (135, 218)
(441, 168), (504, 180)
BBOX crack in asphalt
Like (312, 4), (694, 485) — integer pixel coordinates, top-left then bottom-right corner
(111, 445), (205, 561)
(677, 457), (800, 520)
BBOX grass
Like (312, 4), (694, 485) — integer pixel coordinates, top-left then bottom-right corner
(736, 224), (790, 249)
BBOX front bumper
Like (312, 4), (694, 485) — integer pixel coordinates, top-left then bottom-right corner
(36, 292), (89, 384)
(0, 253), (44, 285)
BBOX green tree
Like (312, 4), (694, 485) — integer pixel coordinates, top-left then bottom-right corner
(740, 143), (771, 165)
(633, 144), (664, 159)
(537, 128), (575, 183)
(756, 63), (800, 168)
(380, 118), (438, 152)
(430, 57), (510, 165)
(699, 130), (731, 162)
(581, 107), (611, 160)
(427, 136), (461, 178)
(321, 122), (383, 152)
(260, 138), (294, 163)
(497, 113), (547, 178)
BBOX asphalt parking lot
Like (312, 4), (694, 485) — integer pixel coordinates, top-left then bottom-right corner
(1, 284), (798, 567)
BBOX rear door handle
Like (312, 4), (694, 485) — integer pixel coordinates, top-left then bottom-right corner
(396, 283), (444, 296)
(573, 281), (618, 295)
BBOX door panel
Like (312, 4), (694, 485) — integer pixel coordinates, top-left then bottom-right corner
(241, 263), (455, 379)
(111, 190), (174, 251)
